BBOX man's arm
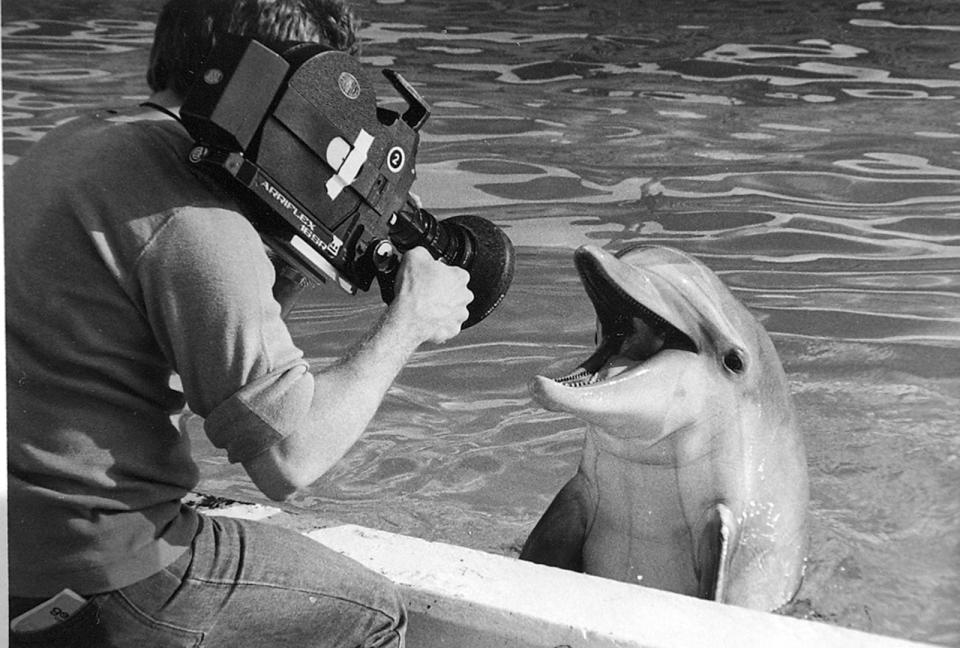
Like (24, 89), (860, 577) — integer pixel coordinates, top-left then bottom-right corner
(242, 246), (472, 501)
(139, 208), (470, 501)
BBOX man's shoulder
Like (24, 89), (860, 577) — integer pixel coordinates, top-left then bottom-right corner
(12, 111), (194, 191)
(69, 112), (242, 216)
(32, 109), (185, 156)
(81, 113), (194, 176)
(8, 109), (252, 281)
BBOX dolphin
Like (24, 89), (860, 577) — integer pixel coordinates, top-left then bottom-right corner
(520, 245), (808, 611)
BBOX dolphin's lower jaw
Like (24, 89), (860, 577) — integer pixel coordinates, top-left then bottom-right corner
(529, 348), (698, 425)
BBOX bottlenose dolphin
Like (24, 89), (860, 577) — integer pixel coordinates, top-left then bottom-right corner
(521, 245), (808, 611)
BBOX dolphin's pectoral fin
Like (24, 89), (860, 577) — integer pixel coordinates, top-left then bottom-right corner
(695, 503), (737, 602)
(520, 473), (593, 571)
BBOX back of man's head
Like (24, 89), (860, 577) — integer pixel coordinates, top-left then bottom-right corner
(147, 0), (361, 98)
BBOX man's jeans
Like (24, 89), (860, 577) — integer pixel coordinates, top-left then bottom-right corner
(9, 514), (406, 647)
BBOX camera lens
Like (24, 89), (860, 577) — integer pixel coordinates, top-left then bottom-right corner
(438, 214), (515, 329)
(390, 202), (515, 328)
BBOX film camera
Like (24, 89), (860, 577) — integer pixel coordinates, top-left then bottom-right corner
(180, 36), (514, 328)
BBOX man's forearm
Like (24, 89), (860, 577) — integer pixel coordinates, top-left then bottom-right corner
(243, 303), (424, 500)
(243, 246), (471, 501)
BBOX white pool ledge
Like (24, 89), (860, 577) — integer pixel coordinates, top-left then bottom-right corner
(308, 525), (933, 648)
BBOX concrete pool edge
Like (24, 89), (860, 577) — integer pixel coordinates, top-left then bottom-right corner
(308, 524), (935, 648)
(189, 496), (935, 648)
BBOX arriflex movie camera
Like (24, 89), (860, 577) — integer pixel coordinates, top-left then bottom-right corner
(180, 36), (514, 328)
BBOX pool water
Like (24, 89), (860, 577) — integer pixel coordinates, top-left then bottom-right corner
(3, 0), (959, 644)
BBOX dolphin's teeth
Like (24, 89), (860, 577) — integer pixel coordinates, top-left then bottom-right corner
(558, 368), (587, 382)
(554, 366), (600, 388)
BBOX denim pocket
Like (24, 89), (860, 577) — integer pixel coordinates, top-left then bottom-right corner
(99, 590), (205, 648)
(9, 589), (205, 648)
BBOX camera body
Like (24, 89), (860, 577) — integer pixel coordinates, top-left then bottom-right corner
(181, 37), (514, 327)
(181, 36), (432, 297)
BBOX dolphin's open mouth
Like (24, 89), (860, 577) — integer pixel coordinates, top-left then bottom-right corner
(552, 250), (697, 388)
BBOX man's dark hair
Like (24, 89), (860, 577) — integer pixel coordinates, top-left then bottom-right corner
(147, 0), (361, 97)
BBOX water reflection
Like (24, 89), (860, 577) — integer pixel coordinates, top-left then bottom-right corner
(1, 19), (153, 53)
(849, 18), (960, 32)
(659, 41), (960, 97)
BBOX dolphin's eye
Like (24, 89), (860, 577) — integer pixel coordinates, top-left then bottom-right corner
(723, 350), (745, 373)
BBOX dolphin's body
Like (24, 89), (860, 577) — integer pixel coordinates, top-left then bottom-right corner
(521, 245), (808, 611)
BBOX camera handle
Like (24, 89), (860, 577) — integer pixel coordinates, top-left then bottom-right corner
(372, 240), (402, 306)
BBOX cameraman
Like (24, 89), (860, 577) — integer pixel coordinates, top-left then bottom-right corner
(5, 0), (472, 645)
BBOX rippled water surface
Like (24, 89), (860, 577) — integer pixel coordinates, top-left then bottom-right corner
(4, 0), (959, 644)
